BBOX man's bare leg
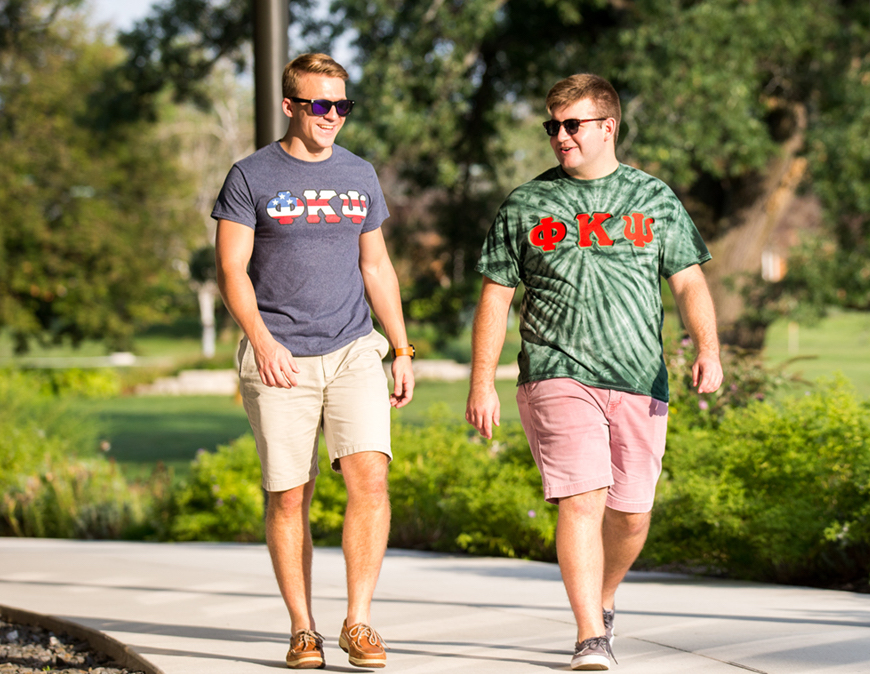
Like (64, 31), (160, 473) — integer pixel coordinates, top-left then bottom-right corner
(266, 481), (317, 634)
(557, 487), (609, 642)
(340, 451), (391, 625)
(601, 508), (651, 610)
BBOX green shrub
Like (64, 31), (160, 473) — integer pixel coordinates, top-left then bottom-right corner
(130, 364), (870, 594)
(665, 340), (792, 433)
(308, 449), (349, 545)
(0, 371), (99, 462)
(386, 412), (556, 559)
(253, 406), (558, 559)
(645, 377), (870, 588)
(152, 435), (265, 542)
(34, 368), (121, 399)
(0, 369), (143, 538)
(2, 458), (146, 539)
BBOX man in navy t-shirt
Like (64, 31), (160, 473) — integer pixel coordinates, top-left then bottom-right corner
(213, 53), (414, 670)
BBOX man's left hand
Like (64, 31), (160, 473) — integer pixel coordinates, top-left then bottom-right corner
(693, 352), (723, 393)
(390, 357), (415, 408)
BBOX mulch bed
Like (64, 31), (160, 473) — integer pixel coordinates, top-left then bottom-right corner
(0, 618), (142, 674)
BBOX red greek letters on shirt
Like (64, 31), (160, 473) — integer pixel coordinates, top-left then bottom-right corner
(623, 212), (654, 247)
(576, 213), (615, 247)
(529, 216), (568, 251)
(529, 212), (656, 251)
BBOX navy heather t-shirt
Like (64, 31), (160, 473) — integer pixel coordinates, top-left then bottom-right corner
(211, 142), (389, 356)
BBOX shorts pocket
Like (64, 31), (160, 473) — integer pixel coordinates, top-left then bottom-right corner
(237, 337), (253, 378)
(370, 330), (390, 360)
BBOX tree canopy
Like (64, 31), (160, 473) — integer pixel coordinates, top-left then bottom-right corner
(0, 0), (198, 352)
(114, 0), (870, 347)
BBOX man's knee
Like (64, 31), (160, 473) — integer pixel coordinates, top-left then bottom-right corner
(558, 488), (609, 519)
(267, 482), (314, 516)
(341, 451), (390, 501)
(604, 508), (651, 538)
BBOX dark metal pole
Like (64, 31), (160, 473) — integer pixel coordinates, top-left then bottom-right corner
(253, 0), (289, 149)
(253, 1), (288, 516)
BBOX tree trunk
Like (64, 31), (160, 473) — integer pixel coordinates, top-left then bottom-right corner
(198, 282), (217, 359)
(703, 104), (808, 347)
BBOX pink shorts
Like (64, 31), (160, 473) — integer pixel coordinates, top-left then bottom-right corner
(516, 378), (668, 512)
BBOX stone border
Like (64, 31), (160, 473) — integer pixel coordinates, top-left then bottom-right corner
(0, 603), (164, 674)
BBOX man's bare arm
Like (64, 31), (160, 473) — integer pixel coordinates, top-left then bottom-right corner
(466, 277), (516, 438)
(215, 219), (299, 388)
(667, 264), (723, 393)
(359, 228), (414, 408)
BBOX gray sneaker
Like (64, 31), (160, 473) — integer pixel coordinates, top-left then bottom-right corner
(603, 607), (615, 645)
(571, 635), (615, 671)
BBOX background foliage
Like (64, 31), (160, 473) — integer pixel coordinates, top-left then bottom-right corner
(148, 435), (265, 542)
(144, 411), (558, 561)
(107, 0), (870, 349)
(0, 0), (200, 352)
(0, 368), (144, 538)
(648, 378), (870, 589)
(3, 1), (867, 354)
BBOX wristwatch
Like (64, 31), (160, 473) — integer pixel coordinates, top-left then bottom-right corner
(391, 345), (415, 359)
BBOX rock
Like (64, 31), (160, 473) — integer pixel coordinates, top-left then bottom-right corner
(0, 618), (143, 674)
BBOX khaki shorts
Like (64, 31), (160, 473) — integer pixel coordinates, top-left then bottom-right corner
(238, 330), (392, 492)
(517, 378), (669, 512)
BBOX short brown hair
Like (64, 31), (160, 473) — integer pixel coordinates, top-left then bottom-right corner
(282, 53), (349, 99)
(546, 74), (621, 142)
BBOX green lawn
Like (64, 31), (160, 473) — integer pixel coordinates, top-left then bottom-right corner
(763, 310), (870, 398)
(75, 395), (251, 481)
(73, 379), (520, 480)
(393, 378), (522, 426)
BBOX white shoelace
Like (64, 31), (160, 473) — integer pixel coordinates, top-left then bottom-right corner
(348, 623), (387, 649)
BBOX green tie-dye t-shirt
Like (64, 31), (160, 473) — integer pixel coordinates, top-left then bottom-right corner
(476, 163), (710, 402)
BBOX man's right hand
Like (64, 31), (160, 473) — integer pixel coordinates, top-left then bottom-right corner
(252, 338), (300, 388)
(466, 384), (501, 439)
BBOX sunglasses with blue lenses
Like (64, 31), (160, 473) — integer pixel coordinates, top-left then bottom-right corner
(290, 97), (355, 117)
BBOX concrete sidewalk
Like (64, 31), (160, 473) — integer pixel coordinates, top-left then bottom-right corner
(1, 539), (868, 673)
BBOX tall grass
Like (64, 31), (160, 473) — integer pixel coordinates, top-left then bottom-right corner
(0, 369), (148, 538)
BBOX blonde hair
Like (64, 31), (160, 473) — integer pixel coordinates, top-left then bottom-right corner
(546, 74), (621, 142)
(282, 53), (349, 99)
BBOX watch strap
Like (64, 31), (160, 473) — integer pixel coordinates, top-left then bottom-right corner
(392, 345), (415, 359)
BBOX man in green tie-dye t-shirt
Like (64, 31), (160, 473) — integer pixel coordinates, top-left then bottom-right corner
(466, 73), (723, 671)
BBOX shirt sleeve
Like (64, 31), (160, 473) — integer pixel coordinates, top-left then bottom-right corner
(361, 163), (389, 233)
(211, 165), (257, 229)
(659, 191), (711, 278)
(475, 208), (522, 288)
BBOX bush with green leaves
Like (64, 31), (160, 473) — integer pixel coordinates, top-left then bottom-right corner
(0, 368), (144, 538)
(306, 407), (557, 560)
(308, 450), (350, 546)
(31, 368), (122, 399)
(645, 377), (870, 588)
(388, 411), (556, 559)
(665, 338), (793, 433)
(27, 349), (859, 593)
(3, 458), (144, 539)
(150, 435), (265, 542)
(154, 407), (557, 558)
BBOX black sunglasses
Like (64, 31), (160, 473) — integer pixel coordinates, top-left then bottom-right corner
(290, 97), (355, 117)
(543, 117), (608, 136)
